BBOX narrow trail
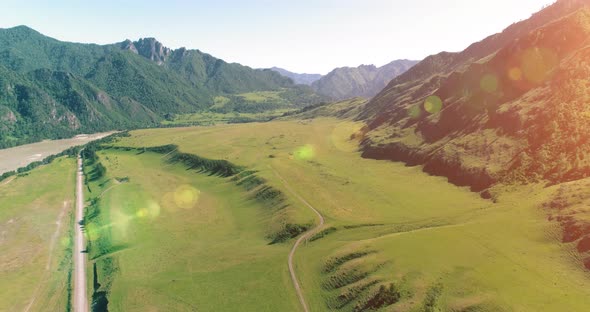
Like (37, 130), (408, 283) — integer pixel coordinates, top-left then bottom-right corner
(0, 176), (15, 187)
(74, 154), (89, 312)
(23, 200), (70, 312)
(47, 201), (69, 270)
(271, 167), (324, 312)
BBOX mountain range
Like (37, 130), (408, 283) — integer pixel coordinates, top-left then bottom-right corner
(270, 60), (418, 101)
(269, 67), (322, 85)
(0, 26), (325, 148)
(310, 60), (418, 100)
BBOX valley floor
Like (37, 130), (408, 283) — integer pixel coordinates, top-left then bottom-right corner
(107, 118), (590, 311)
(3, 118), (590, 311)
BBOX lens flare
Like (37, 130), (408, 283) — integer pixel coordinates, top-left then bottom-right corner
(294, 144), (315, 160)
(146, 200), (161, 218)
(408, 104), (422, 119)
(508, 67), (522, 81)
(60, 236), (71, 247)
(85, 223), (101, 241)
(480, 74), (499, 93)
(136, 208), (148, 218)
(161, 192), (176, 211)
(521, 47), (558, 84)
(111, 210), (132, 237)
(174, 185), (200, 209)
(424, 96), (443, 114)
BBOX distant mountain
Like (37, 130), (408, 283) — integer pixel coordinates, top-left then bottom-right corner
(311, 60), (418, 100)
(0, 26), (325, 148)
(358, 0), (590, 191)
(269, 67), (322, 85)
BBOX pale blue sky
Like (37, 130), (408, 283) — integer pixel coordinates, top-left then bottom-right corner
(1, 0), (555, 74)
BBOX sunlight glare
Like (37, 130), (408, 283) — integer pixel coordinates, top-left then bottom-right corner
(521, 47), (558, 84)
(174, 185), (200, 209)
(480, 74), (499, 93)
(424, 96), (443, 114)
(508, 67), (523, 81)
(408, 104), (422, 119)
(294, 144), (315, 160)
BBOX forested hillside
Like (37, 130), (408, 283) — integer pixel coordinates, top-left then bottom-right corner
(0, 26), (325, 148)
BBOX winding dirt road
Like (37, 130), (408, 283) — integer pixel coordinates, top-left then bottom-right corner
(272, 167), (324, 312)
(74, 155), (88, 312)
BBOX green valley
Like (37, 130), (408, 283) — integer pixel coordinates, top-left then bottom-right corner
(0, 27), (326, 148)
(74, 117), (590, 311)
(4, 1), (590, 311)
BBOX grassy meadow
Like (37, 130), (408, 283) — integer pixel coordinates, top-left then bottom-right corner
(107, 118), (590, 311)
(82, 149), (312, 311)
(161, 109), (292, 127)
(0, 157), (76, 312)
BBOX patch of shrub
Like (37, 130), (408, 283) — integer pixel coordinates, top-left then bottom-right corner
(236, 174), (266, 191)
(269, 223), (309, 244)
(422, 282), (443, 312)
(91, 263), (109, 312)
(115, 176), (130, 183)
(230, 170), (256, 182)
(329, 280), (379, 309)
(255, 186), (285, 203)
(324, 251), (376, 274)
(354, 283), (401, 311)
(322, 267), (371, 290)
(309, 227), (337, 242)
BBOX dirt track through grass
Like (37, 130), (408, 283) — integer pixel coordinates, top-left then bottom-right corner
(23, 200), (70, 312)
(272, 166), (325, 312)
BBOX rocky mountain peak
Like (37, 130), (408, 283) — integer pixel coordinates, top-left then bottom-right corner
(120, 37), (171, 65)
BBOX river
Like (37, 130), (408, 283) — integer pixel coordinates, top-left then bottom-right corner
(0, 132), (114, 175)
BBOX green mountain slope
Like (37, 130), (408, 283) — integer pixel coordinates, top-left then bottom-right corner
(358, 0), (590, 191)
(0, 26), (326, 148)
(311, 60), (418, 100)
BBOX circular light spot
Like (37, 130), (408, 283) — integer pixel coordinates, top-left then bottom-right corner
(508, 67), (522, 81)
(146, 200), (161, 218)
(85, 223), (100, 241)
(294, 144), (315, 160)
(174, 185), (200, 209)
(161, 192), (176, 211)
(424, 96), (443, 114)
(60, 236), (71, 247)
(521, 47), (558, 84)
(136, 208), (148, 218)
(480, 74), (499, 93)
(408, 104), (422, 119)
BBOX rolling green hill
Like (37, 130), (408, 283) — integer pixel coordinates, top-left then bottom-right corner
(0, 26), (326, 148)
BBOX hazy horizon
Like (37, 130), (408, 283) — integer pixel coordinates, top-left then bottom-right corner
(1, 0), (556, 74)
